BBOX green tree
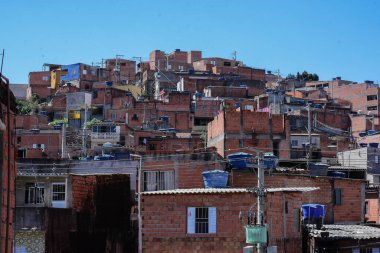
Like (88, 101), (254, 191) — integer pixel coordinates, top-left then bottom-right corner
(16, 94), (42, 115)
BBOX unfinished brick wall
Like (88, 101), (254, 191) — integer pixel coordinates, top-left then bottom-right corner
(70, 175), (96, 211)
(143, 151), (222, 189)
(142, 191), (304, 253)
(365, 189), (380, 223)
(231, 171), (365, 224)
(0, 88), (16, 253)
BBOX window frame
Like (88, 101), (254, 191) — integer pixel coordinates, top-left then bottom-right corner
(25, 182), (45, 205)
(187, 207), (217, 235)
(143, 170), (175, 191)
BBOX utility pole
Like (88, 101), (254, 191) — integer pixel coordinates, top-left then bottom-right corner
(82, 105), (87, 157)
(256, 152), (265, 253)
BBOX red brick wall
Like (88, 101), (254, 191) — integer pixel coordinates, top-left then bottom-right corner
(15, 115), (51, 130)
(365, 191), (380, 223)
(19, 132), (61, 159)
(0, 99), (16, 253)
(143, 152), (221, 189)
(231, 171), (365, 224)
(70, 175), (96, 211)
(142, 191), (304, 253)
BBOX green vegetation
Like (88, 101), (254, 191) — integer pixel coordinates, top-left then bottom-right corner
(48, 118), (68, 126)
(83, 118), (102, 129)
(287, 71), (319, 81)
(16, 94), (42, 115)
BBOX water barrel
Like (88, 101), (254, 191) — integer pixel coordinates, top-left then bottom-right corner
(227, 152), (253, 169)
(202, 170), (229, 188)
(328, 171), (346, 178)
(369, 143), (379, 148)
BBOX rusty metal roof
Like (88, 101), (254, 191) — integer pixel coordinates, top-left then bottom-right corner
(308, 224), (380, 240)
(141, 187), (319, 195)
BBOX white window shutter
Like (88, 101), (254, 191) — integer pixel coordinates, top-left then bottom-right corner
(208, 207), (217, 234)
(187, 207), (195, 234)
(373, 248), (380, 253)
(352, 249), (360, 253)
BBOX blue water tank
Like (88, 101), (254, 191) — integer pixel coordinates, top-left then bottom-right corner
(369, 142), (379, 148)
(263, 153), (278, 170)
(328, 171), (346, 178)
(368, 130), (378, 135)
(359, 132), (367, 137)
(227, 152), (253, 169)
(202, 170), (229, 188)
(302, 204), (326, 219)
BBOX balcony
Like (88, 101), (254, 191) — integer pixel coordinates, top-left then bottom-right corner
(91, 132), (120, 141)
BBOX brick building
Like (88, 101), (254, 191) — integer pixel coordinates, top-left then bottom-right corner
(27, 71), (51, 101)
(365, 186), (380, 224)
(207, 110), (288, 159)
(231, 171), (366, 224)
(15, 159), (139, 252)
(0, 74), (16, 253)
(149, 49), (201, 72)
(105, 58), (136, 84)
(141, 187), (317, 253)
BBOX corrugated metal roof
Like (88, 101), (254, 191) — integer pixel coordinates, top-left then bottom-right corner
(141, 187), (319, 195)
(328, 166), (366, 171)
(308, 224), (380, 240)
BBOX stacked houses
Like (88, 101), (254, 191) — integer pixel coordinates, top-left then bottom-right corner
(3, 48), (380, 252)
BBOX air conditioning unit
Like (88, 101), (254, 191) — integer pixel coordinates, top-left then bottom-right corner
(358, 110), (364, 114)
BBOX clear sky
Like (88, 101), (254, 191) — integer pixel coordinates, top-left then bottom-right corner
(1, 0), (380, 84)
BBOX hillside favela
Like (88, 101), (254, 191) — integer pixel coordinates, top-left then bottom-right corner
(2, 48), (380, 253)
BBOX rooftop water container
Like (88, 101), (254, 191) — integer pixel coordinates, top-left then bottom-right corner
(202, 170), (229, 188)
(359, 132), (367, 137)
(301, 204), (326, 220)
(309, 163), (329, 176)
(369, 142), (379, 148)
(368, 130), (378, 135)
(327, 171), (346, 178)
(227, 152), (253, 169)
(263, 152), (278, 170)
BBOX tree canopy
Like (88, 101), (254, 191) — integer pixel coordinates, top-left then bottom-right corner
(287, 71), (319, 81)
(16, 94), (42, 115)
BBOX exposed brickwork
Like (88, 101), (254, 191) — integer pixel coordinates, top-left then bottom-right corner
(142, 191), (304, 253)
(0, 81), (16, 253)
(231, 171), (365, 224)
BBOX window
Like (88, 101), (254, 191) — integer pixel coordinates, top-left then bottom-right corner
(83, 69), (87, 75)
(376, 156), (379, 164)
(368, 106), (378, 111)
(112, 112), (117, 120)
(291, 140), (298, 147)
(42, 76), (49, 81)
(52, 183), (66, 208)
(334, 188), (342, 205)
(365, 201), (369, 215)
(52, 183), (65, 201)
(25, 183), (45, 204)
(367, 95), (378, 101)
(143, 171), (175, 191)
(187, 207), (216, 234)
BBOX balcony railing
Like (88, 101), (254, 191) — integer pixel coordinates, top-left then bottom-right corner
(91, 132), (120, 140)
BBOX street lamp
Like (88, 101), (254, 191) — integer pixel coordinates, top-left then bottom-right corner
(130, 153), (143, 253)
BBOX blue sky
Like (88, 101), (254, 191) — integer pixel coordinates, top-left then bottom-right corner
(1, 0), (380, 84)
